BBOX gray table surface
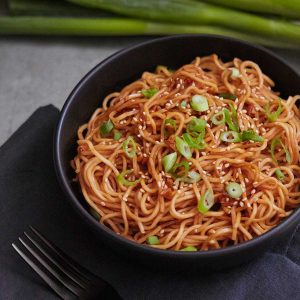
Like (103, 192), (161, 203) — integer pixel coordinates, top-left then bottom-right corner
(0, 36), (299, 146)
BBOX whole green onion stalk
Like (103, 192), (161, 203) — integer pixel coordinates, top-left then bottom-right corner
(66, 0), (300, 45)
(202, 0), (300, 19)
(0, 16), (297, 48)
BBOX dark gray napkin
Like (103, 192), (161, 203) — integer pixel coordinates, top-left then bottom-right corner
(1, 105), (300, 300)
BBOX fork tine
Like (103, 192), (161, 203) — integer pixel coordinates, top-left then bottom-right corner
(24, 231), (88, 288)
(12, 243), (76, 300)
(30, 226), (97, 280)
(19, 236), (84, 297)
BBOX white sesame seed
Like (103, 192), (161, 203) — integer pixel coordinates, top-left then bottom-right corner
(251, 189), (256, 194)
(245, 178), (249, 183)
(240, 202), (244, 207)
(101, 201), (106, 206)
(224, 163), (230, 168)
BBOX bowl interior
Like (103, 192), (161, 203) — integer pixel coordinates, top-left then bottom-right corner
(55, 35), (300, 258)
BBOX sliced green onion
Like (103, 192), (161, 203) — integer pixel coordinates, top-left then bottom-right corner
(231, 68), (240, 79)
(175, 136), (192, 159)
(146, 235), (159, 245)
(224, 108), (239, 132)
(191, 95), (209, 112)
(198, 190), (214, 214)
(226, 182), (243, 198)
(122, 136), (137, 158)
(182, 133), (206, 150)
(100, 119), (114, 136)
(270, 138), (279, 162)
(187, 118), (207, 134)
(141, 88), (159, 98)
(211, 111), (225, 125)
(180, 246), (197, 251)
(220, 131), (241, 143)
(179, 170), (201, 183)
(264, 99), (282, 122)
(270, 138), (291, 164)
(170, 161), (190, 179)
(162, 152), (177, 173)
(275, 169), (285, 181)
(229, 103), (239, 131)
(219, 93), (237, 100)
(117, 169), (140, 186)
(180, 100), (187, 108)
(113, 130), (122, 141)
(163, 118), (177, 137)
(90, 208), (100, 220)
(240, 130), (264, 142)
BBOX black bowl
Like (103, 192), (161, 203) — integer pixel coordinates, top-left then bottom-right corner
(54, 35), (300, 271)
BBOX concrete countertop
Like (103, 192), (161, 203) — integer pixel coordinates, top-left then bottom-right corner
(0, 36), (299, 145)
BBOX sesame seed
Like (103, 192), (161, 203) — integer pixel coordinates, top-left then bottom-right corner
(251, 189), (256, 194)
(245, 178), (249, 183)
(224, 163), (230, 168)
(240, 202), (244, 207)
(247, 203), (251, 208)
(101, 201), (106, 206)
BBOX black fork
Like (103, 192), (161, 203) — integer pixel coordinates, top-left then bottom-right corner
(12, 227), (122, 300)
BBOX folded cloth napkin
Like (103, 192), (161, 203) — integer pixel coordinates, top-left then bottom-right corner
(1, 105), (300, 300)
